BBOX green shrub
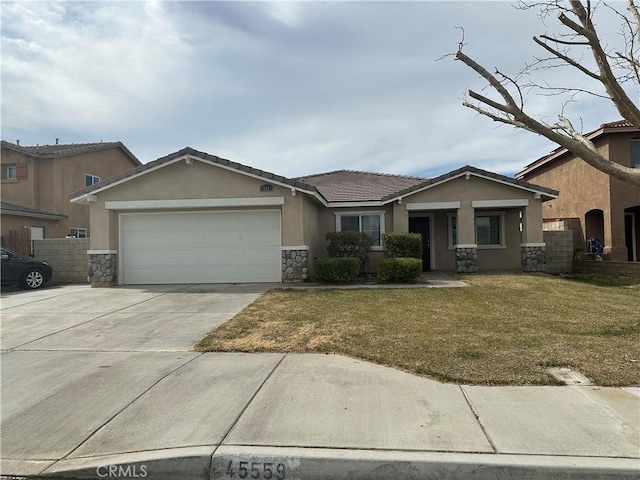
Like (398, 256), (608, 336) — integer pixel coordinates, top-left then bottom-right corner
(382, 232), (422, 258)
(314, 257), (361, 283)
(326, 231), (374, 272)
(378, 257), (423, 282)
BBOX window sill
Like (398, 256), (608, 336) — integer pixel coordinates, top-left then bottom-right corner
(477, 245), (507, 250)
(1, 179), (18, 184)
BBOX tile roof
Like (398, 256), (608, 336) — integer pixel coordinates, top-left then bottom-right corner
(1, 140), (141, 165)
(70, 147), (318, 200)
(517, 119), (639, 177)
(0, 201), (67, 219)
(389, 165), (558, 201)
(297, 170), (427, 202)
(601, 120), (635, 128)
(69, 147), (557, 204)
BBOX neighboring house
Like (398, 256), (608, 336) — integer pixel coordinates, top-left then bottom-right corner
(70, 147), (557, 286)
(517, 120), (640, 262)
(1, 140), (141, 248)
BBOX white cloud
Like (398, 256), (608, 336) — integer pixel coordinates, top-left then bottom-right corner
(1, 1), (630, 178)
(2, 2), (189, 134)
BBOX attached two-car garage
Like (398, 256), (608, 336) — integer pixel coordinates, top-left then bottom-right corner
(120, 210), (282, 284)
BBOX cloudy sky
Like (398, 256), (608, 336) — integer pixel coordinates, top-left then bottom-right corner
(1, 1), (633, 178)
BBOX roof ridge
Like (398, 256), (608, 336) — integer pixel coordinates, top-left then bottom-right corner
(297, 169), (427, 180)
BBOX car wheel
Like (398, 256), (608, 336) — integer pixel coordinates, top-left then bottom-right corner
(21, 269), (45, 289)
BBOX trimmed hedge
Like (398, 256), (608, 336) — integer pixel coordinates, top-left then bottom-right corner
(377, 257), (423, 282)
(314, 257), (361, 282)
(382, 232), (422, 258)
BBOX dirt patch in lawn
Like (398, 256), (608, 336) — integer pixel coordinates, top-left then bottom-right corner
(196, 273), (640, 386)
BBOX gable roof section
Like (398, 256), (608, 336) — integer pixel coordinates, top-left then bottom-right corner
(1, 201), (67, 220)
(70, 147), (321, 203)
(70, 146), (558, 206)
(389, 165), (558, 202)
(297, 170), (426, 203)
(1, 140), (141, 166)
(516, 120), (640, 178)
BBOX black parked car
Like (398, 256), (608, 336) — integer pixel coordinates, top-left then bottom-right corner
(1, 247), (52, 289)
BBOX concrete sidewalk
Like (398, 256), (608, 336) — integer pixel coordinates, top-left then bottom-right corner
(1, 353), (638, 480)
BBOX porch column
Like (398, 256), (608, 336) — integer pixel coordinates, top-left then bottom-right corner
(521, 201), (546, 272)
(455, 202), (477, 273)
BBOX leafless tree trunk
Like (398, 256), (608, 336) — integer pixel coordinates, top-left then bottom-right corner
(455, 0), (640, 186)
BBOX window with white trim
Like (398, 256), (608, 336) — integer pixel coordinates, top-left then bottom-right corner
(85, 174), (100, 186)
(6, 165), (16, 179)
(336, 212), (384, 247)
(448, 212), (506, 248)
(631, 140), (640, 169)
(68, 227), (87, 238)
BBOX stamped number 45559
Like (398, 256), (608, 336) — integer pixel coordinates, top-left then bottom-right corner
(225, 460), (286, 480)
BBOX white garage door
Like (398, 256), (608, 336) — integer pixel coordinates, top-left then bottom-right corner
(121, 211), (281, 284)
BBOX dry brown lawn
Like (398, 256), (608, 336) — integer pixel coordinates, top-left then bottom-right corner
(196, 273), (640, 386)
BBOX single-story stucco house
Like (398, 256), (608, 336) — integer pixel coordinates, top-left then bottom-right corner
(70, 148), (558, 286)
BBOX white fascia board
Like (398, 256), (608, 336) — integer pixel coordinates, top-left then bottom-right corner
(70, 153), (321, 202)
(70, 194), (97, 204)
(105, 197), (285, 210)
(327, 201), (384, 208)
(406, 201), (460, 211)
(472, 199), (529, 208)
(388, 171), (557, 203)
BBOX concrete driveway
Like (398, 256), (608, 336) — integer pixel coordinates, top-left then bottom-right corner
(1, 284), (638, 480)
(1, 283), (271, 352)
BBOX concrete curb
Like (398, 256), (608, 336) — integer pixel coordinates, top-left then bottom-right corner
(6, 446), (638, 480)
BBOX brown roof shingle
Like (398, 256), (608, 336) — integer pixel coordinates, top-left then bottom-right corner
(297, 170), (427, 202)
(1, 140), (141, 165)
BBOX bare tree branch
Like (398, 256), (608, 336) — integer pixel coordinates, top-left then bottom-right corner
(454, 0), (640, 186)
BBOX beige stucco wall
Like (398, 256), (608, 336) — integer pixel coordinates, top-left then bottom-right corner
(397, 175), (544, 270)
(523, 133), (640, 260)
(87, 158), (319, 251)
(1, 146), (138, 238)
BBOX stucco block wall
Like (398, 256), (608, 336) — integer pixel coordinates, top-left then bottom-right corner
(544, 230), (573, 274)
(33, 238), (89, 283)
(573, 260), (640, 277)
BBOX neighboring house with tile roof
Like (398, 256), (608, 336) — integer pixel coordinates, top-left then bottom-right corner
(1, 140), (141, 249)
(517, 121), (640, 262)
(70, 147), (557, 286)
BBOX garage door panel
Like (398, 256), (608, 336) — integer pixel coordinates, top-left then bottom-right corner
(201, 268), (241, 283)
(162, 232), (201, 248)
(202, 231), (242, 246)
(200, 213), (243, 230)
(242, 265), (281, 282)
(125, 215), (163, 232)
(164, 250), (201, 266)
(201, 248), (243, 265)
(123, 232), (159, 249)
(242, 247), (280, 264)
(122, 211), (281, 284)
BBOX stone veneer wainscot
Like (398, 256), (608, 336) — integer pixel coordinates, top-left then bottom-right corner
(282, 247), (309, 283)
(88, 251), (117, 287)
(455, 246), (478, 273)
(521, 244), (546, 272)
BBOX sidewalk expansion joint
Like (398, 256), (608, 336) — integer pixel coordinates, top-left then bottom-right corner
(50, 352), (206, 467)
(459, 385), (499, 454)
(217, 353), (288, 447)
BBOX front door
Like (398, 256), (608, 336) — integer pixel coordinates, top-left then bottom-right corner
(408, 216), (431, 271)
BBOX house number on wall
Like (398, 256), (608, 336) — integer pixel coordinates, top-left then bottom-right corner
(260, 184), (273, 192)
